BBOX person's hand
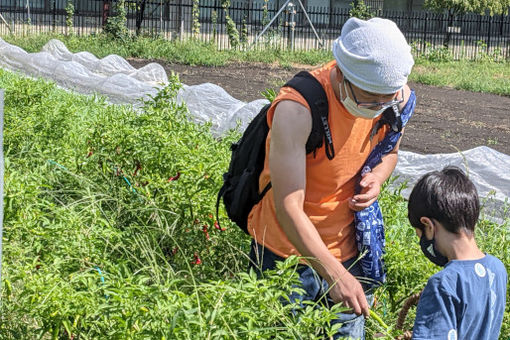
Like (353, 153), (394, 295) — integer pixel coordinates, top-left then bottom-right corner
(349, 172), (383, 212)
(328, 270), (369, 317)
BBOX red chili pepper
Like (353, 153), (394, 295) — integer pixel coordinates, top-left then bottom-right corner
(214, 221), (226, 231)
(168, 172), (181, 182)
(86, 150), (94, 158)
(192, 253), (202, 265)
(202, 225), (210, 240)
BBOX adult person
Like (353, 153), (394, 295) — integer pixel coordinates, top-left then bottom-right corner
(247, 17), (416, 339)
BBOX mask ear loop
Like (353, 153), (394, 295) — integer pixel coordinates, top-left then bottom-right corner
(339, 79), (347, 102)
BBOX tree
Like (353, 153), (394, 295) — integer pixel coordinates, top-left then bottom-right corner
(135, 0), (147, 36)
(104, 0), (128, 40)
(425, 0), (510, 16)
(424, 0), (510, 48)
(349, 0), (375, 20)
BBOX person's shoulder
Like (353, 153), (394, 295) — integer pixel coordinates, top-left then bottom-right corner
(424, 266), (462, 294)
(424, 269), (454, 290)
(483, 254), (508, 276)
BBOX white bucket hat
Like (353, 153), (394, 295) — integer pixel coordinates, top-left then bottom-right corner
(332, 17), (414, 94)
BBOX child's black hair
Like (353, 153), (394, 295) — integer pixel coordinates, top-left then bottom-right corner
(408, 166), (480, 235)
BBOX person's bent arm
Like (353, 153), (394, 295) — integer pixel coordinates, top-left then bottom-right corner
(270, 100), (369, 317)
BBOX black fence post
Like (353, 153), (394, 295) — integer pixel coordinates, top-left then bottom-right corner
(487, 14), (492, 51)
(423, 12), (428, 55)
(52, 0), (56, 32)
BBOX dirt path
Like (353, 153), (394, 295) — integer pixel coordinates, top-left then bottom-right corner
(129, 59), (510, 156)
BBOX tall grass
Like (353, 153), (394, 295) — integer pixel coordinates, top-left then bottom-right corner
(1, 33), (331, 68)
(0, 70), (348, 339)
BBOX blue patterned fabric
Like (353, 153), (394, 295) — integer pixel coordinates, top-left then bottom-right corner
(355, 90), (416, 286)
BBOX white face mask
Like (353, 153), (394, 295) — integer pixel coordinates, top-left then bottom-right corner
(339, 80), (386, 119)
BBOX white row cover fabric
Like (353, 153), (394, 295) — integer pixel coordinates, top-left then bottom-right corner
(393, 147), (510, 222)
(0, 38), (508, 219)
(0, 38), (165, 104)
(177, 83), (268, 135)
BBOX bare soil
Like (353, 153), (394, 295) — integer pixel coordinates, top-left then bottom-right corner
(129, 59), (510, 155)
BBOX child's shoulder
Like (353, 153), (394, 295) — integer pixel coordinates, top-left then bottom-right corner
(482, 254), (508, 281)
(427, 254), (507, 292)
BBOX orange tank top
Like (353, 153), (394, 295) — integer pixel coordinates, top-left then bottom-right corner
(247, 60), (388, 262)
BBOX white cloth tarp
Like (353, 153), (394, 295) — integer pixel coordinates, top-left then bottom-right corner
(393, 147), (510, 222)
(0, 38), (165, 104)
(177, 83), (268, 135)
(0, 38), (508, 219)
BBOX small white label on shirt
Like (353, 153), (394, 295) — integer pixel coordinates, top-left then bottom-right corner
(475, 263), (486, 277)
(448, 329), (458, 340)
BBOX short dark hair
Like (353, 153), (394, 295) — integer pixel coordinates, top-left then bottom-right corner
(408, 166), (480, 234)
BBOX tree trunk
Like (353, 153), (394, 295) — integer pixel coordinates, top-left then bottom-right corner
(136, 1), (146, 35)
(444, 9), (454, 48)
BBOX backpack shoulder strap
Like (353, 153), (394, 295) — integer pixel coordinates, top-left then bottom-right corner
(283, 71), (334, 160)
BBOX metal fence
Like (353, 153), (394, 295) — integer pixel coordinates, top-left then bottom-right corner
(1, 0), (510, 60)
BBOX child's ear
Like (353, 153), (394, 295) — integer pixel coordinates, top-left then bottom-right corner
(419, 217), (435, 240)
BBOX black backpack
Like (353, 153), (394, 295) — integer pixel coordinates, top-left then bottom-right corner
(216, 71), (335, 234)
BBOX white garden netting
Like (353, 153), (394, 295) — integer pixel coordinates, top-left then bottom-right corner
(0, 38), (508, 219)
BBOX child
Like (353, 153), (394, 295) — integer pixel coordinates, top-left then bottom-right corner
(407, 166), (507, 340)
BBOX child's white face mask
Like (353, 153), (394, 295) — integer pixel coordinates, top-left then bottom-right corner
(339, 80), (386, 119)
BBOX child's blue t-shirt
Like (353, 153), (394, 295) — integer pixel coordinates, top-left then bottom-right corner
(412, 254), (507, 340)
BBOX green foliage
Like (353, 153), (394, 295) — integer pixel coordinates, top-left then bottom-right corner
(418, 42), (454, 62)
(222, 0), (240, 49)
(424, 0), (510, 15)
(241, 16), (248, 46)
(211, 10), (218, 41)
(410, 57), (510, 95)
(65, 0), (74, 36)
(349, 0), (375, 20)
(104, 0), (129, 40)
(192, 0), (201, 39)
(0, 70), (348, 339)
(474, 39), (505, 62)
(262, 0), (270, 26)
(261, 88), (277, 102)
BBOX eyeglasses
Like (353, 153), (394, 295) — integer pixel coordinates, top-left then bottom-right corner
(346, 79), (404, 110)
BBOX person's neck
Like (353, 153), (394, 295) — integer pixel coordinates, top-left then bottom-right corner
(442, 234), (485, 261)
